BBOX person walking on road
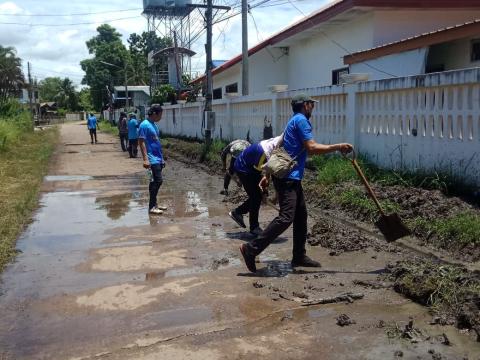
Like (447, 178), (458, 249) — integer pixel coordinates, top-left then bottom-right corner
(127, 113), (139, 158)
(239, 94), (353, 273)
(138, 104), (167, 215)
(228, 135), (282, 236)
(117, 112), (129, 152)
(220, 139), (250, 195)
(87, 113), (98, 144)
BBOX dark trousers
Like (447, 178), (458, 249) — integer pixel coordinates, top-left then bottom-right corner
(149, 164), (163, 210)
(223, 156), (236, 189)
(235, 171), (263, 231)
(89, 129), (97, 143)
(119, 133), (128, 151)
(128, 139), (138, 158)
(247, 178), (307, 259)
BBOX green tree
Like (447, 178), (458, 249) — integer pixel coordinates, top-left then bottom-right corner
(78, 87), (93, 111)
(80, 24), (129, 111)
(38, 77), (78, 111)
(0, 46), (24, 105)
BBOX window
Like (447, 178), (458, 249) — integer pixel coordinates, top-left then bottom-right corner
(225, 82), (238, 94)
(425, 64), (445, 74)
(471, 39), (480, 62)
(213, 87), (222, 100)
(332, 67), (349, 85)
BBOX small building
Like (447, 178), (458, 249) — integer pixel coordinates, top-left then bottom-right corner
(193, 0), (480, 97)
(113, 86), (151, 108)
(344, 20), (480, 80)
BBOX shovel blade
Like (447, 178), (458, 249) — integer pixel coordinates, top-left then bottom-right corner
(375, 213), (411, 242)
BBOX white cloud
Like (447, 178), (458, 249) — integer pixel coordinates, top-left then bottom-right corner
(0, 0), (331, 85)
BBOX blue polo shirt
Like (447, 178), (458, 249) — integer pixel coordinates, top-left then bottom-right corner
(283, 113), (313, 180)
(234, 143), (266, 175)
(128, 118), (138, 140)
(87, 116), (97, 130)
(138, 119), (163, 165)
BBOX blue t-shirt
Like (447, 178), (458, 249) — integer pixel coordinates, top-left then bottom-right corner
(283, 113), (313, 180)
(87, 116), (97, 130)
(234, 143), (265, 175)
(138, 119), (163, 165)
(128, 118), (138, 140)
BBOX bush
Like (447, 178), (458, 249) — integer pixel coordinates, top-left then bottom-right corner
(0, 111), (32, 152)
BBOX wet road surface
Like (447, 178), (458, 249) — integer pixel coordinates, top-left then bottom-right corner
(0, 123), (479, 360)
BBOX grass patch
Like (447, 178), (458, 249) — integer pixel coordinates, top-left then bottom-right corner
(389, 260), (480, 321)
(0, 116), (58, 272)
(337, 187), (400, 221)
(98, 121), (118, 136)
(411, 212), (480, 248)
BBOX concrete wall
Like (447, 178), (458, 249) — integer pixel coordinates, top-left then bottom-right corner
(373, 10), (480, 46)
(351, 48), (428, 80)
(161, 68), (480, 186)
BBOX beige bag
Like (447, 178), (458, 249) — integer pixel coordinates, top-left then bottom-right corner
(262, 146), (304, 178)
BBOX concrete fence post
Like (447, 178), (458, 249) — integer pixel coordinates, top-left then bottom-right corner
(271, 94), (279, 136)
(345, 84), (358, 148)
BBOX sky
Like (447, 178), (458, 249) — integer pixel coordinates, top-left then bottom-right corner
(0, 0), (331, 88)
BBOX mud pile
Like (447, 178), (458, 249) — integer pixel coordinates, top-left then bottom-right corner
(385, 259), (480, 341)
(307, 216), (380, 254)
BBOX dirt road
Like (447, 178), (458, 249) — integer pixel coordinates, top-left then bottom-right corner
(0, 123), (478, 359)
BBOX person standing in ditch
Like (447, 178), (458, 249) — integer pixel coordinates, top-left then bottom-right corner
(138, 104), (167, 215)
(228, 135), (283, 236)
(117, 112), (129, 152)
(220, 139), (250, 195)
(87, 113), (98, 144)
(127, 113), (139, 158)
(239, 94), (353, 272)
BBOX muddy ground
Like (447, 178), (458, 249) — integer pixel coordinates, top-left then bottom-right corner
(0, 125), (479, 359)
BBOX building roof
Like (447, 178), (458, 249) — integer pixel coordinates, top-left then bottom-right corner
(193, 0), (480, 83)
(114, 86), (150, 96)
(344, 19), (480, 64)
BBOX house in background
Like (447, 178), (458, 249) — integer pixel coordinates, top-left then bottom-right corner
(113, 86), (151, 108)
(344, 20), (480, 80)
(193, 0), (480, 97)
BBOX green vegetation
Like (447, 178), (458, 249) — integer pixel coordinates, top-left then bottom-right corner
(0, 111), (58, 272)
(337, 188), (400, 222)
(0, 46), (24, 106)
(38, 77), (79, 111)
(412, 212), (480, 248)
(98, 121), (118, 136)
(390, 260), (480, 318)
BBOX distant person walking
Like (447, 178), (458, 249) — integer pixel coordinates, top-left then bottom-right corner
(239, 94), (353, 273)
(87, 113), (98, 144)
(117, 112), (129, 152)
(127, 113), (139, 158)
(138, 104), (167, 215)
(220, 139), (250, 195)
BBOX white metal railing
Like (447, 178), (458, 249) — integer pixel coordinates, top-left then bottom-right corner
(159, 68), (480, 185)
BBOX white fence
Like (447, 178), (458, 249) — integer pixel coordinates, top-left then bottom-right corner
(160, 68), (480, 185)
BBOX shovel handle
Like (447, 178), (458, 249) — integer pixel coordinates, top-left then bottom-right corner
(343, 150), (386, 216)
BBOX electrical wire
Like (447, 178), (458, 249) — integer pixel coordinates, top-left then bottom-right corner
(0, 8), (143, 17)
(0, 15), (142, 27)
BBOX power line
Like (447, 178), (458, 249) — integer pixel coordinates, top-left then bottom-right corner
(0, 15), (142, 27)
(0, 7), (142, 17)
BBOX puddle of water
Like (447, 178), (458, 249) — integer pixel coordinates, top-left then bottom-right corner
(44, 175), (93, 181)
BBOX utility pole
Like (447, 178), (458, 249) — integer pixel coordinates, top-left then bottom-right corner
(241, 0), (249, 95)
(27, 62), (34, 128)
(124, 62), (129, 110)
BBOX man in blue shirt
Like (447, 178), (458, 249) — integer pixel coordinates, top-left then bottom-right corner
(127, 113), (139, 158)
(138, 104), (167, 215)
(228, 143), (266, 236)
(239, 94), (353, 273)
(87, 113), (98, 144)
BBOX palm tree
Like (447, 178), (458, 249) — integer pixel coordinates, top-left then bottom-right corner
(55, 78), (78, 111)
(0, 46), (24, 104)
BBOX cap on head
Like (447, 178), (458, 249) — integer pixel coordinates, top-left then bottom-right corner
(128, 112), (136, 118)
(291, 93), (318, 106)
(148, 104), (163, 116)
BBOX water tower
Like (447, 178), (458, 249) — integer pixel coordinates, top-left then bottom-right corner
(143, 0), (198, 90)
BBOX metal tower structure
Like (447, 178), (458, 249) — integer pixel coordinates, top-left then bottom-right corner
(143, 1), (200, 90)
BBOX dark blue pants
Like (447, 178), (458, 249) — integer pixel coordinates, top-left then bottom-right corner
(149, 164), (163, 210)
